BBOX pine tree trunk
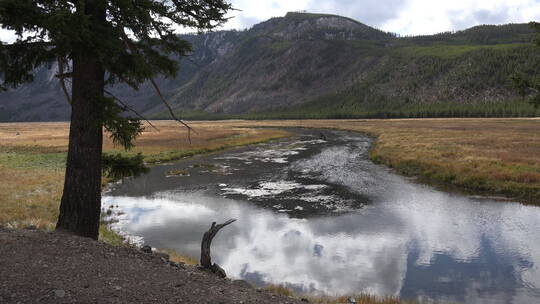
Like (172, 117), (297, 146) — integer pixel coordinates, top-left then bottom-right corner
(55, 1), (105, 240)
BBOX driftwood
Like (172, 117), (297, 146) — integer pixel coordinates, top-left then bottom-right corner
(200, 219), (236, 278)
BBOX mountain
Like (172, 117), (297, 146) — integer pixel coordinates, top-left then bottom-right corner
(1, 12), (538, 122)
(0, 30), (242, 121)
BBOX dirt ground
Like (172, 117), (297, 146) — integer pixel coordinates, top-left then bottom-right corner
(0, 228), (304, 304)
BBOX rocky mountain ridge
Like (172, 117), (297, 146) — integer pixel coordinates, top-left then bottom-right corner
(0, 12), (537, 121)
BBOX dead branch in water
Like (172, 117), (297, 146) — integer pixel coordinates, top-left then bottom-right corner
(200, 219), (236, 278)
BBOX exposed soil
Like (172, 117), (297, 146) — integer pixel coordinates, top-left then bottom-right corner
(0, 228), (304, 304)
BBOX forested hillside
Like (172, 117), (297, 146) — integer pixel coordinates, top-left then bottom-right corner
(1, 12), (538, 121)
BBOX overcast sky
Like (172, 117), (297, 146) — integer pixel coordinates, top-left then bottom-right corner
(2, 0), (540, 42)
(222, 0), (540, 35)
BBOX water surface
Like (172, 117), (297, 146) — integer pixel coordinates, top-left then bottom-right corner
(103, 129), (540, 303)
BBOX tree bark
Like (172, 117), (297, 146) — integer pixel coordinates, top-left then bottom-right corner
(55, 1), (106, 240)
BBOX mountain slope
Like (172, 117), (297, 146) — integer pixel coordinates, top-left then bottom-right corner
(0, 30), (242, 121)
(0, 12), (537, 122)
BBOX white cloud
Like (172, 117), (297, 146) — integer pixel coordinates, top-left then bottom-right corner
(219, 0), (540, 35)
(2, 0), (540, 42)
(383, 0), (540, 35)
(222, 0), (312, 30)
(0, 28), (17, 44)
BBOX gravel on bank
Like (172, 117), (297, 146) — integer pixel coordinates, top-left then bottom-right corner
(0, 228), (304, 304)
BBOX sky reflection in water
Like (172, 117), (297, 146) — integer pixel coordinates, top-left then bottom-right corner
(103, 131), (540, 303)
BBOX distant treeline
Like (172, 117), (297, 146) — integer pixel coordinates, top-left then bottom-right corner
(157, 100), (538, 121)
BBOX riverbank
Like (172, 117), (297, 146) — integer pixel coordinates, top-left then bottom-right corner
(2, 118), (538, 232)
(1, 118), (538, 303)
(0, 227), (305, 304)
(233, 118), (540, 204)
(105, 126), (540, 303)
(2, 227), (409, 304)
(0, 121), (290, 235)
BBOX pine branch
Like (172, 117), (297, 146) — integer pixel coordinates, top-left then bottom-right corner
(61, 76), (159, 132)
(103, 88), (160, 132)
(119, 30), (194, 143)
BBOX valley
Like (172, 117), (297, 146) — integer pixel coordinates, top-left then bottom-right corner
(2, 2), (540, 304)
(1, 12), (538, 122)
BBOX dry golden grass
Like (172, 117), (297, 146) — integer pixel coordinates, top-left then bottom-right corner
(231, 118), (540, 203)
(264, 285), (296, 297)
(2, 118), (539, 234)
(307, 294), (405, 304)
(0, 121), (289, 154)
(0, 121), (290, 232)
(264, 285), (406, 304)
(0, 122), (70, 150)
(0, 167), (62, 230)
(2, 118), (538, 227)
(3, 118), (533, 303)
(160, 249), (199, 265)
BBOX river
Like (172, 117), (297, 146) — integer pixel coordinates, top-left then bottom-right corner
(102, 129), (540, 303)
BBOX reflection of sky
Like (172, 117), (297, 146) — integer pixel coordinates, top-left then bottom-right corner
(103, 190), (540, 303)
(102, 132), (540, 304)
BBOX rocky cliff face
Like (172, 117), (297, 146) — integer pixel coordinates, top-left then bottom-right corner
(249, 12), (391, 41)
(0, 12), (535, 121)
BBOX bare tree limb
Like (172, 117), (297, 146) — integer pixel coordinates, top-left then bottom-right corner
(200, 219), (236, 278)
(55, 57), (72, 105)
(119, 30), (194, 143)
(103, 88), (160, 132)
(148, 78), (195, 143)
(60, 73), (159, 132)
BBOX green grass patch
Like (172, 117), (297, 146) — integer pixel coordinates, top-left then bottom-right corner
(0, 151), (67, 169)
(99, 224), (126, 247)
(396, 43), (528, 58)
(264, 284), (408, 304)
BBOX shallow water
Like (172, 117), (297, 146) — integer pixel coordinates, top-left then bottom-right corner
(103, 129), (540, 303)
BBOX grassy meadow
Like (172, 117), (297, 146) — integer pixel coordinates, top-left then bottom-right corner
(2, 118), (539, 232)
(264, 284), (412, 304)
(0, 121), (290, 232)
(235, 118), (540, 203)
(1, 118), (539, 304)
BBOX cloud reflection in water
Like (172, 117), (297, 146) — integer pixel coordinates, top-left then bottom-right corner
(103, 188), (540, 303)
(102, 131), (540, 303)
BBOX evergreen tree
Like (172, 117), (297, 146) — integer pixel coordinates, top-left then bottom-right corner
(511, 22), (540, 107)
(0, 0), (232, 239)
(529, 21), (540, 107)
